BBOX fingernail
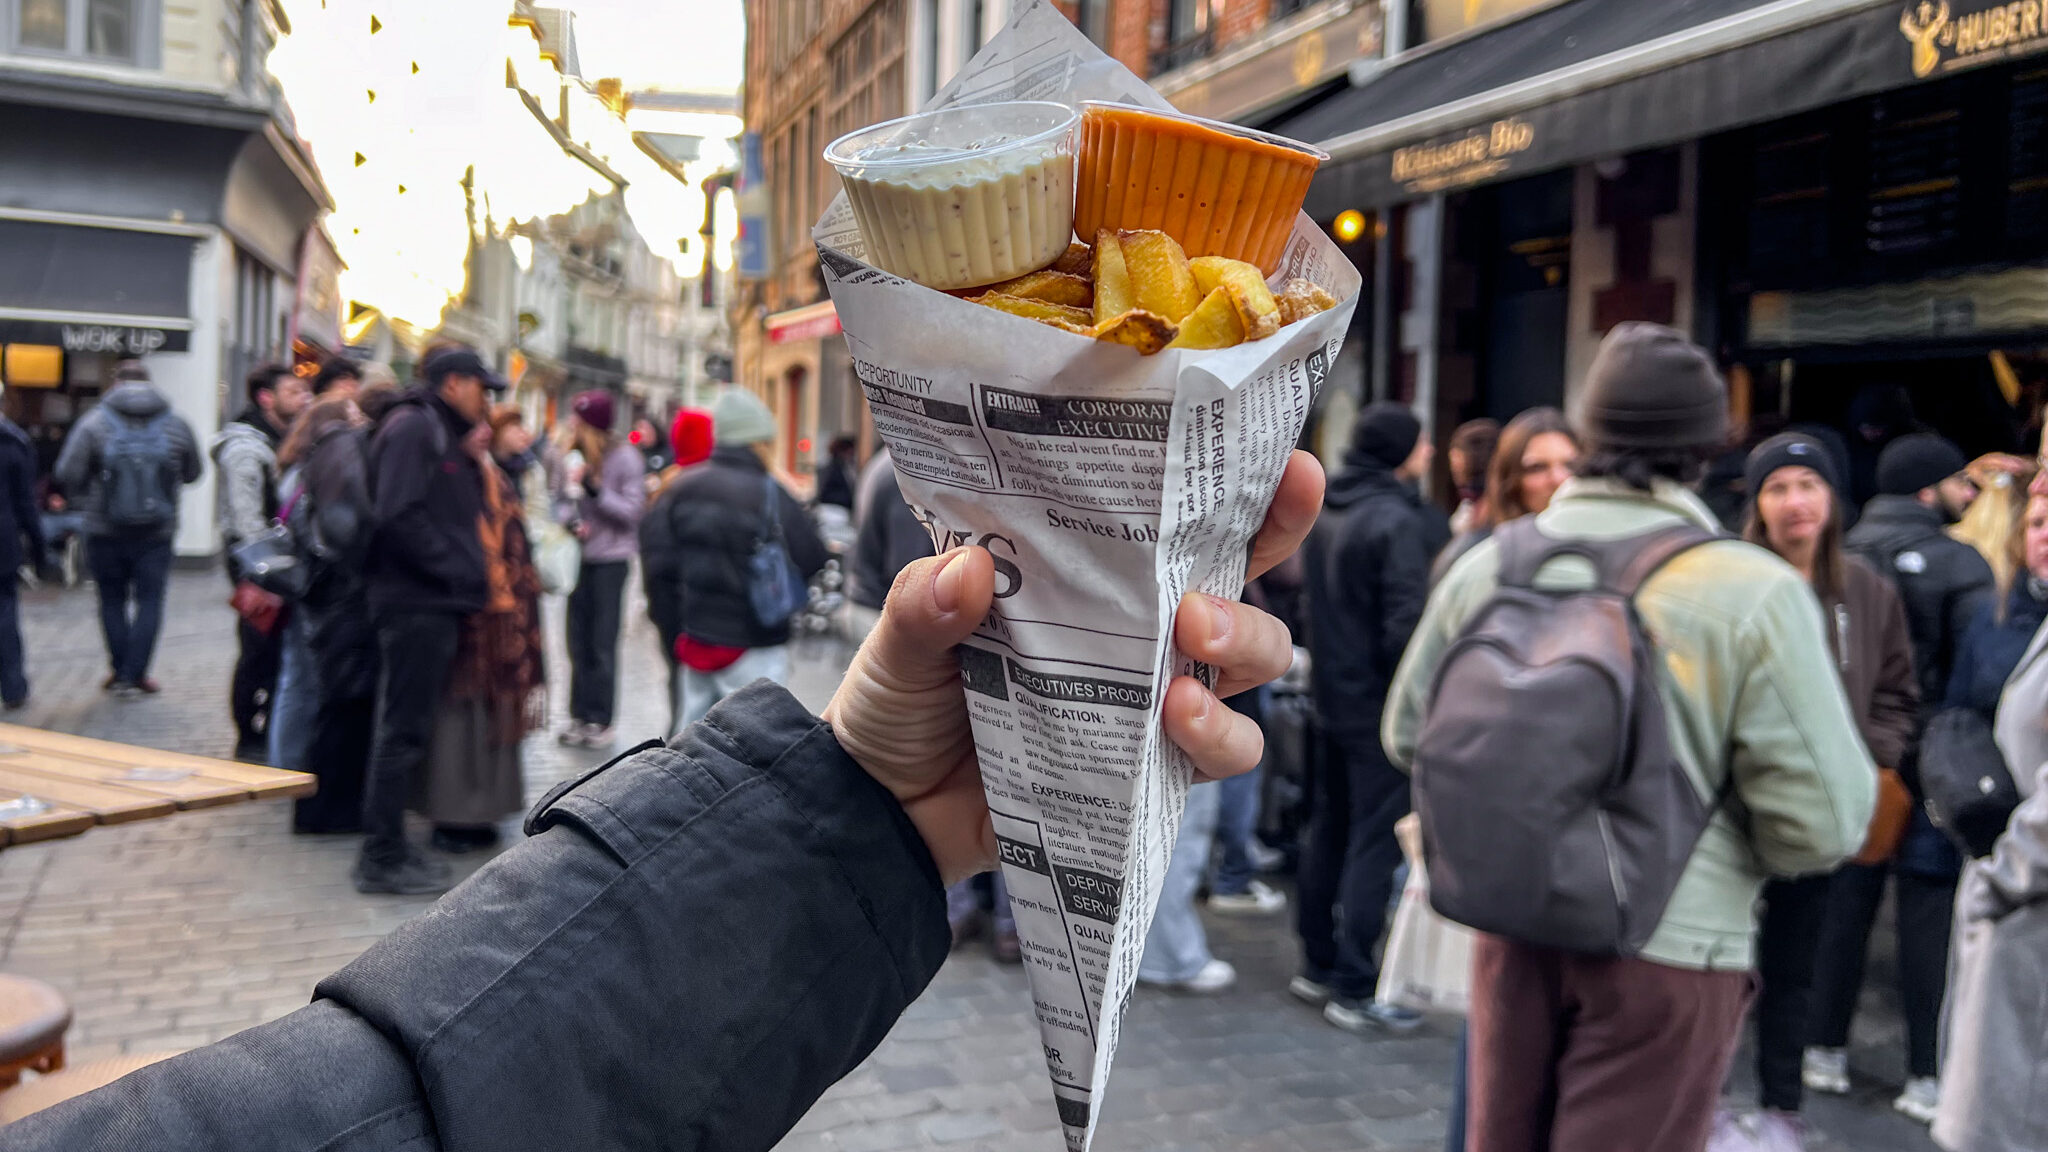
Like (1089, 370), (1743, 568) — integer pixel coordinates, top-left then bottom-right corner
(1201, 593), (1234, 642)
(1191, 687), (1214, 722)
(933, 551), (968, 614)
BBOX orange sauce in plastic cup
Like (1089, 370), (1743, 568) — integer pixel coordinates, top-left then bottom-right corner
(1075, 102), (1326, 276)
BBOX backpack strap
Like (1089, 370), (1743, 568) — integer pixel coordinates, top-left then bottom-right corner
(1490, 517), (1718, 598)
(1595, 523), (1721, 600)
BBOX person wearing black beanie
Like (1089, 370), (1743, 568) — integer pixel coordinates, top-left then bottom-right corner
(1730, 432), (1919, 1143)
(1875, 433), (1975, 521)
(1296, 400), (1446, 1037)
(1832, 430), (1995, 1122)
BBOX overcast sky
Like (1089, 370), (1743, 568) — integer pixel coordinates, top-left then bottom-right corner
(271, 0), (744, 325)
(569, 0), (746, 92)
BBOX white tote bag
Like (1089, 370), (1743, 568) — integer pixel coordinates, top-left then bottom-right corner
(1376, 814), (1475, 1016)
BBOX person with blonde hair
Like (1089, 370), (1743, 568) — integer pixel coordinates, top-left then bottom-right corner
(1950, 454), (2037, 606)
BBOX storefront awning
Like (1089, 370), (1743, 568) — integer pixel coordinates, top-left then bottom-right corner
(767, 300), (841, 345)
(1283, 0), (1992, 215)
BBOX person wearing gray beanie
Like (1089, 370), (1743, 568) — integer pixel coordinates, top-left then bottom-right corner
(1383, 321), (1877, 1152)
(639, 387), (829, 737)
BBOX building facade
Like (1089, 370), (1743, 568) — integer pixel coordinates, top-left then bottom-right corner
(0, 0), (333, 556)
(1262, 0), (2048, 499)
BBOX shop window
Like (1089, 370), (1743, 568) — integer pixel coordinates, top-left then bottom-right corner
(7, 0), (151, 64)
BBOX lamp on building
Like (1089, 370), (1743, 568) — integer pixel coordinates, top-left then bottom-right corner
(1333, 209), (1367, 243)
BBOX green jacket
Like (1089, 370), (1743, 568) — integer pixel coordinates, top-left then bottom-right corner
(1382, 477), (1877, 971)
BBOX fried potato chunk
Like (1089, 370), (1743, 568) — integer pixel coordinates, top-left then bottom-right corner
(970, 292), (1095, 328)
(1050, 242), (1094, 278)
(1276, 278), (1339, 326)
(1093, 309), (1178, 356)
(1117, 229), (1202, 323)
(1092, 229), (1135, 324)
(1190, 256), (1281, 341)
(983, 269), (1092, 309)
(1166, 287), (1247, 351)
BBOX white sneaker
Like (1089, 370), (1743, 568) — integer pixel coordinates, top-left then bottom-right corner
(1801, 1047), (1850, 1095)
(1208, 879), (1287, 915)
(1140, 958), (1237, 994)
(1893, 1076), (1940, 1125)
(1288, 974), (1333, 1006)
(1247, 841), (1286, 873)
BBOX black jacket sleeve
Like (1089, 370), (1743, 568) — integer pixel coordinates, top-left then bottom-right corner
(7, 684), (952, 1152)
(1369, 517), (1432, 681)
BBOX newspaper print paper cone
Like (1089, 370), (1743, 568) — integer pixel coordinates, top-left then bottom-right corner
(814, 5), (1360, 1147)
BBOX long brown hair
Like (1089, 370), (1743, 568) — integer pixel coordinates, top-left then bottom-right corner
(1743, 466), (1848, 601)
(1480, 408), (1577, 529)
(278, 396), (358, 470)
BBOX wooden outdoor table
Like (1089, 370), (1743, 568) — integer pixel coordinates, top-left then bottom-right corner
(0, 725), (314, 847)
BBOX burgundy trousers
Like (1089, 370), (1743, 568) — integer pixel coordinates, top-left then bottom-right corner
(1465, 933), (1755, 1152)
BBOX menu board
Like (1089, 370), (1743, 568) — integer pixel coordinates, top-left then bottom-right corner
(2008, 71), (2048, 245)
(1865, 88), (1963, 258)
(1749, 120), (1831, 279)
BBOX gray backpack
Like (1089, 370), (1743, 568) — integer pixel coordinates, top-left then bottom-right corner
(98, 411), (177, 531)
(1411, 518), (1719, 956)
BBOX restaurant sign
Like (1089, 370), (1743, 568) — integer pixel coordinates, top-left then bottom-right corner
(1900, 0), (2048, 78)
(1390, 117), (1536, 194)
(0, 319), (189, 355)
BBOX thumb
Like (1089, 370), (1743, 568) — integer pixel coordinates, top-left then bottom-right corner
(864, 547), (996, 689)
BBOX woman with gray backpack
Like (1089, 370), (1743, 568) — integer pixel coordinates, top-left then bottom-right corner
(639, 387), (828, 735)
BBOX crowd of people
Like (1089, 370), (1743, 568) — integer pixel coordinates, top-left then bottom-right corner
(2, 320), (2047, 1151)
(8, 346), (827, 898)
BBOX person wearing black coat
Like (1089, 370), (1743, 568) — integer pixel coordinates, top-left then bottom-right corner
(0, 409), (45, 709)
(1294, 401), (1438, 1034)
(1816, 432), (1993, 1119)
(291, 412), (377, 835)
(0, 467), (1315, 1152)
(355, 347), (504, 897)
(849, 449), (933, 616)
(640, 388), (828, 734)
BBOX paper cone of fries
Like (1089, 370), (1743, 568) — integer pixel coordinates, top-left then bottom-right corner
(813, 4), (1360, 1147)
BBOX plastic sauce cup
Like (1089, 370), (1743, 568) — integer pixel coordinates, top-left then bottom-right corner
(825, 101), (1080, 292)
(1074, 102), (1327, 276)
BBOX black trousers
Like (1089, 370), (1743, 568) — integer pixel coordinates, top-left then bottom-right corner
(1809, 863), (1956, 1078)
(87, 534), (171, 683)
(1295, 728), (1410, 1000)
(232, 615), (284, 757)
(0, 575), (25, 706)
(362, 612), (462, 866)
(1754, 873), (1834, 1111)
(296, 693), (373, 834)
(566, 560), (629, 727)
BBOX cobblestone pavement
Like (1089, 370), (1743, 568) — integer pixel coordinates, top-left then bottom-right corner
(0, 570), (1937, 1151)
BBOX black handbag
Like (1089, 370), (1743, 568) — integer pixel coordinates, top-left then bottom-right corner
(1920, 706), (2022, 858)
(228, 523), (310, 602)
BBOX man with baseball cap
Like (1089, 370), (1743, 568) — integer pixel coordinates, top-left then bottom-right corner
(355, 344), (506, 894)
(1385, 324), (1873, 1151)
